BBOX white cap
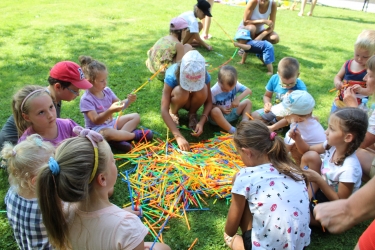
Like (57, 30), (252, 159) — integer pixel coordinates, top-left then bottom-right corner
(180, 51), (206, 92)
(273, 90), (315, 116)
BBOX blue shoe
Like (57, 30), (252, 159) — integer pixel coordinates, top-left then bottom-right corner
(133, 129), (153, 142)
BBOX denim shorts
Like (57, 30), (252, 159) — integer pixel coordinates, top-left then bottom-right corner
(91, 119), (116, 132)
(209, 108), (240, 125)
(255, 108), (277, 124)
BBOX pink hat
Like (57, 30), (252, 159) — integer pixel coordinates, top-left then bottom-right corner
(50, 61), (92, 89)
(170, 17), (188, 31)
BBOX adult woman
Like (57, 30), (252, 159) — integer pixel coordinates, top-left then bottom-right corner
(242, 0), (279, 44)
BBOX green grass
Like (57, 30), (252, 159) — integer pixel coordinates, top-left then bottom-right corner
(1, 0), (375, 249)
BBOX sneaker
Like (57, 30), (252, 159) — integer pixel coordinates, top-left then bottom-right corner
(188, 113), (198, 130)
(108, 140), (132, 153)
(133, 129), (153, 142)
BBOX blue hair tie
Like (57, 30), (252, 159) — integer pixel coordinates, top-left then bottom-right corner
(49, 157), (60, 176)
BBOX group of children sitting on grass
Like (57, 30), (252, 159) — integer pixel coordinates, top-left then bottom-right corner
(1, 0), (375, 248)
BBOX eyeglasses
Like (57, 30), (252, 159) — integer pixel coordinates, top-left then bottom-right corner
(66, 87), (80, 96)
(279, 78), (297, 88)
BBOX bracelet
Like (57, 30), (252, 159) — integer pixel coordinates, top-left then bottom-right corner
(201, 114), (208, 122)
(224, 232), (238, 249)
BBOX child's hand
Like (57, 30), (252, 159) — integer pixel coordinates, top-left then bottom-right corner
(122, 206), (142, 216)
(334, 80), (343, 90)
(233, 42), (239, 48)
(221, 106), (232, 114)
(176, 135), (190, 151)
(192, 123), (203, 137)
(303, 168), (322, 183)
(232, 99), (239, 108)
(288, 126), (301, 141)
(127, 93), (137, 104)
(109, 102), (124, 113)
(264, 103), (272, 113)
(351, 84), (362, 93)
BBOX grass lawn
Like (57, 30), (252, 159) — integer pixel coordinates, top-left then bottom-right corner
(1, 0), (375, 249)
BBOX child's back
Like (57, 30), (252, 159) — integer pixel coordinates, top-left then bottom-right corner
(233, 164), (310, 249)
(2, 134), (54, 249)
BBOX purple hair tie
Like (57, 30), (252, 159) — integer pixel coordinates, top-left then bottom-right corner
(270, 132), (277, 141)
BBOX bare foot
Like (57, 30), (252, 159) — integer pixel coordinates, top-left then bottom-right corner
(307, 11), (313, 16)
(267, 71), (273, 76)
(206, 45), (213, 51)
(237, 61), (245, 65)
(298, 11), (303, 16)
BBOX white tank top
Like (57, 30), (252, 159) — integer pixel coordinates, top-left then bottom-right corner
(250, 0), (273, 32)
(251, 0), (273, 21)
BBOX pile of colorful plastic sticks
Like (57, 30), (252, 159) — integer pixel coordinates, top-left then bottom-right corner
(115, 132), (243, 246)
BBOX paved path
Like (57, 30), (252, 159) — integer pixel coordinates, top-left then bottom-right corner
(318, 0), (375, 13)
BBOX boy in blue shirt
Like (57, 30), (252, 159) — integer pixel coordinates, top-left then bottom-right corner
(233, 28), (275, 75)
(251, 57), (307, 125)
(209, 65), (252, 134)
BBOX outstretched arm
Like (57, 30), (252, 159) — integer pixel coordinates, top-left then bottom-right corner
(314, 176), (375, 233)
(160, 84), (190, 151)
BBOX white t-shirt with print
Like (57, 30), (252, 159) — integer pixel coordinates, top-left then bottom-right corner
(232, 163), (311, 250)
(321, 141), (362, 193)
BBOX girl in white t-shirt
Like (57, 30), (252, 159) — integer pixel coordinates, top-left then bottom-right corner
(36, 126), (170, 250)
(290, 107), (368, 227)
(224, 120), (310, 250)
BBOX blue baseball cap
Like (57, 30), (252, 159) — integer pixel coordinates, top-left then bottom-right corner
(234, 29), (251, 41)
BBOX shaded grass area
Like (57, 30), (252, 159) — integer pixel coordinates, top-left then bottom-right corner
(1, 0), (375, 249)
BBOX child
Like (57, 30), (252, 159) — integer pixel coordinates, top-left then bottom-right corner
(233, 28), (275, 75)
(209, 65), (252, 134)
(79, 56), (152, 153)
(224, 120), (310, 250)
(269, 90), (326, 166)
(36, 126), (171, 250)
(251, 57), (307, 124)
(2, 134), (55, 249)
(146, 17), (192, 80)
(331, 29), (375, 113)
(13, 85), (78, 147)
(0, 61), (92, 148)
(161, 50), (212, 151)
(290, 107), (368, 226)
(179, 0), (213, 51)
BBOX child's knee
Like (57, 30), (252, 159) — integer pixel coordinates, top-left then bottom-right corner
(210, 106), (221, 115)
(301, 151), (321, 168)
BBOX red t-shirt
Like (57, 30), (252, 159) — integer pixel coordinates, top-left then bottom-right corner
(359, 220), (375, 250)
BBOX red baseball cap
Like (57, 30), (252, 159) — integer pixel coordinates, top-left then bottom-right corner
(50, 61), (92, 89)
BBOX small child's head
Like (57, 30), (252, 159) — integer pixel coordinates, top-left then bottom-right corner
(12, 85), (56, 136)
(79, 56), (107, 90)
(277, 57), (300, 89)
(170, 17), (188, 41)
(327, 107), (368, 165)
(218, 65), (237, 92)
(234, 120), (303, 181)
(194, 0), (212, 20)
(365, 55), (375, 86)
(48, 61), (92, 101)
(273, 90), (315, 123)
(1, 134), (54, 193)
(234, 28), (251, 44)
(37, 127), (112, 249)
(179, 50), (206, 92)
(354, 30), (375, 66)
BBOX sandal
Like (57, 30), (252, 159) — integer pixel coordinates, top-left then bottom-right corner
(188, 113), (198, 130)
(169, 110), (179, 125)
